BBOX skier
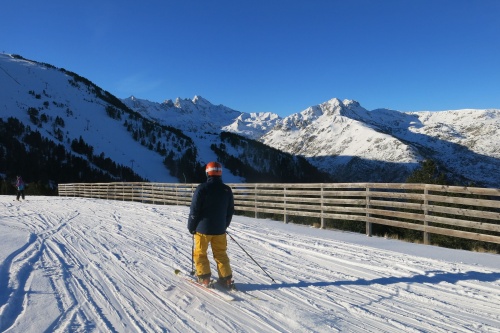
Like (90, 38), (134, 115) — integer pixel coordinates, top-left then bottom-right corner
(15, 176), (25, 201)
(187, 162), (235, 289)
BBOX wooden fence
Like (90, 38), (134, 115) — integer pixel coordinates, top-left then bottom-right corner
(58, 182), (500, 245)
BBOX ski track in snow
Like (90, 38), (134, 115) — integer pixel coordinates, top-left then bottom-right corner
(1, 196), (500, 332)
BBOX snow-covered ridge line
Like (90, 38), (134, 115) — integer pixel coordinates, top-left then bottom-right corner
(1, 53), (499, 187)
(124, 94), (500, 187)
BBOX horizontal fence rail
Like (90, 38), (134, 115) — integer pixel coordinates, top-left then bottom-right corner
(58, 182), (500, 245)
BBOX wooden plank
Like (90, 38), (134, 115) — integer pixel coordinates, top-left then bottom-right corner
(367, 216), (426, 232)
(426, 215), (500, 232)
(366, 183), (425, 190)
(424, 225), (500, 244)
(281, 190), (323, 196)
(261, 202), (320, 212)
(427, 204), (500, 221)
(426, 194), (500, 209)
(320, 183), (372, 189)
(369, 199), (423, 211)
(322, 213), (366, 221)
(323, 206), (366, 214)
(251, 196), (289, 203)
(425, 184), (500, 196)
(366, 208), (425, 221)
(282, 197), (322, 204)
(253, 189), (286, 195)
(322, 198), (367, 205)
(367, 191), (425, 201)
(321, 190), (368, 197)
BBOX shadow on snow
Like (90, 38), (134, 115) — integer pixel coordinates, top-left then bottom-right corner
(242, 270), (500, 292)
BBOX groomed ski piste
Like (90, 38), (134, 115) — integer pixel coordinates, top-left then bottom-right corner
(1, 196), (500, 333)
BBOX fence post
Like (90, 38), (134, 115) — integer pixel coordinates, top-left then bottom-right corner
(284, 186), (288, 224)
(320, 184), (325, 229)
(366, 186), (372, 237)
(161, 183), (167, 205)
(254, 184), (258, 219)
(423, 186), (430, 245)
(174, 184), (177, 205)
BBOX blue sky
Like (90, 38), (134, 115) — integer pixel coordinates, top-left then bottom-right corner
(2, 0), (499, 117)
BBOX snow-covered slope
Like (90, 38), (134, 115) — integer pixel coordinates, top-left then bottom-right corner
(258, 98), (500, 186)
(120, 95), (249, 182)
(0, 53), (177, 182)
(1, 53), (319, 185)
(406, 109), (500, 157)
(260, 99), (421, 182)
(262, 99), (416, 161)
(1, 196), (500, 332)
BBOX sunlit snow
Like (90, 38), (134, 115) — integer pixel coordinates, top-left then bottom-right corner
(1, 196), (499, 332)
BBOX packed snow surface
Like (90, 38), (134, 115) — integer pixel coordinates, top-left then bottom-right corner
(1, 196), (500, 332)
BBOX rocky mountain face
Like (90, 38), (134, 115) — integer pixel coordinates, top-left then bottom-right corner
(255, 98), (500, 186)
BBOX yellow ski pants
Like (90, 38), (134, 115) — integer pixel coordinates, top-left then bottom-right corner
(193, 233), (232, 279)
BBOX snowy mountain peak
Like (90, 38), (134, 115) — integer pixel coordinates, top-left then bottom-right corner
(173, 97), (183, 109)
(323, 97), (343, 110)
(170, 95), (228, 115)
(279, 98), (366, 131)
(163, 99), (174, 107)
(192, 95), (211, 107)
(342, 99), (361, 108)
(318, 98), (365, 117)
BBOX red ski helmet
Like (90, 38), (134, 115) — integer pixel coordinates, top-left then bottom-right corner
(206, 161), (222, 177)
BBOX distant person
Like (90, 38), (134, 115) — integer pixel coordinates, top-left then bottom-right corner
(187, 162), (235, 289)
(15, 176), (25, 201)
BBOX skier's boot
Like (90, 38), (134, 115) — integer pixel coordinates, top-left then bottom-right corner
(218, 276), (235, 290)
(198, 274), (211, 287)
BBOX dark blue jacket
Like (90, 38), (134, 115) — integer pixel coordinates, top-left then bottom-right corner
(187, 177), (234, 235)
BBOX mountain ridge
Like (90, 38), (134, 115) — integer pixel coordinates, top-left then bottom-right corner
(0, 54), (327, 187)
(1, 53), (499, 188)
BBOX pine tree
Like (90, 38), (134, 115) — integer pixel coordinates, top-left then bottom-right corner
(406, 159), (448, 185)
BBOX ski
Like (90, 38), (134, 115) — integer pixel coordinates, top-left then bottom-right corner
(174, 269), (235, 301)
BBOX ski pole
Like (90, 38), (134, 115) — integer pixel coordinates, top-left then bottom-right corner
(190, 234), (195, 276)
(226, 231), (276, 283)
